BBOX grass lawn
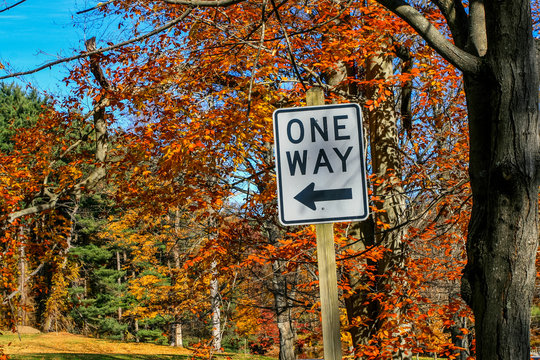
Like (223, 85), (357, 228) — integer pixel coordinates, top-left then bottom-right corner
(0, 331), (439, 360)
(7, 355), (189, 360)
(7, 356), (277, 360)
(6, 357), (278, 360)
(6, 354), (277, 360)
(0, 331), (276, 360)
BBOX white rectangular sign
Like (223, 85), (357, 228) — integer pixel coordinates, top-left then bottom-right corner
(273, 103), (369, 225)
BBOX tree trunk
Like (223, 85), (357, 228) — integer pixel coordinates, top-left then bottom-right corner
(449, 312), (471, 360)
(372, 0), (539, 357)
(18, 226), (28, 326)
(210, 260), (222, 352)
(116, 251), (122, 321)
(344, 218), (377, 345)
(261, 139), (298, 360)
(171, 322), (183, 347)
(265, 220), (297, 360)
(272, 259), (297, 360)
(460, 2), (539, 357)
(344, 53), (409, 359)
(170, 209), (184, 348)
(41, 201), (79, 333)
(135, 319), (140, 343)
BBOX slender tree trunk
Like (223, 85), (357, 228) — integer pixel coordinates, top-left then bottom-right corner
(266, 224), (297, 360)
(116, 251), (122, 321)
(272, 259), (297, 360)
(135, 319), (140, 343)
(170, 209), (184, 348)
(449, 310), (470, 360)
(210, 260), (222, 352)
(18, 226), (28, 326)
(171, 322), (183, 347)
(261, 140), (297, 360)
(460, 2), (539, 357)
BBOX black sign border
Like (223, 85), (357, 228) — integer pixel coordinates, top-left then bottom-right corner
(273, 103), (370, 225)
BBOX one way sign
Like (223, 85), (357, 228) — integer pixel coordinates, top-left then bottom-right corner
(273, 103), (369, 225)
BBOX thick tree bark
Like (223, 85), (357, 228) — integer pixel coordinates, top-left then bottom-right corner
(374, 0), (539, 357)
(460, 1), (539, 358)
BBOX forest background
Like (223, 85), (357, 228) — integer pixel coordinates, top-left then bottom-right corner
(0, 0), (538, 360)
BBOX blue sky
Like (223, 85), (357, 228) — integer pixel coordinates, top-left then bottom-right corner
(0, 1), (90, 94)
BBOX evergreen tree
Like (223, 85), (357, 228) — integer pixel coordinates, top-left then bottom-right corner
(68, 193), (129, 339)
(0, 83), (47, 152)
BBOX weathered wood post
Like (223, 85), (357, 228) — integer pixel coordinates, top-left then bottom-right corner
(307, 87), (342, 360)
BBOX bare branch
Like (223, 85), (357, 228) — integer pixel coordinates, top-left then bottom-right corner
(7, 202), (58, 223)
(2, 262), (46, 304)
(164, 0), (244, 6)
(76, 0), (114, 14)
(394, 43), (413, 132)
(376, 0), (483, 74)
(0, 0), (26, 14)
(246, 0), (268, 117)
(7, 40), (114, 224)
(0, 8), (192, 81)
(86, 37), (111, 90)
(269, 0), (307, 90)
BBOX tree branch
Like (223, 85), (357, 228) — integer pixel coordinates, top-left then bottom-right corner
(431, 0), (468, 49)
(76, 0), (114, 14)
(246, 0), (267, 118)
(85, 37), (111, 90)
(7, 202), (58, 223)
(0, 8), (192, 81)
(0, 0), (26, 14)
(394, 43), (413, 132)
(468, 0), (487, 56)
(377, 0), (483, 74)
(164, 0), (244, 6)
(269, 0), (307, 90)
(7, 40), (114, 224)
(2, 262), (46, 304)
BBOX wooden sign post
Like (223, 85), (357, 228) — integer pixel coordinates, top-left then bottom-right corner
(307, 87), (342, 360)
(315, 222), (342, 360)
(273, 87), (368, 360)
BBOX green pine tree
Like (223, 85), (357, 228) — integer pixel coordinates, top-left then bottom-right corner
(0, 83), (47, 152)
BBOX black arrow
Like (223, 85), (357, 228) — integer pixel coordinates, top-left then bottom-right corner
(294, 182), (353, 211)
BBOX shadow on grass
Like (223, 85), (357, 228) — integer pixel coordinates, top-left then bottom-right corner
(8, 355), (191, 360)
